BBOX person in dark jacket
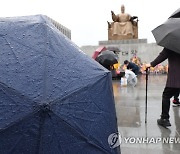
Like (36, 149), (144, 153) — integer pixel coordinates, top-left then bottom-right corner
(146, 48), (180, 128)
(124, 60), (140, 75)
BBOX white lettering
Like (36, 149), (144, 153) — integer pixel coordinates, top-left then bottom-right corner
(174, 137), (180, 144)
(149, 138), (156, 144)
(136, 137), (143, 144)
(142, 137), (149, 143)
(129, 137), (136, 144)
(169, 138), (174, 144)
(155, 138), (161, 143)
(119, 136), (180, 144)
(163, 138), (169, 143)
(124, 137), (130, 144)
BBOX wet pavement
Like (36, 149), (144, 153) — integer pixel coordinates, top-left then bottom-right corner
(113, 74), (180, 154)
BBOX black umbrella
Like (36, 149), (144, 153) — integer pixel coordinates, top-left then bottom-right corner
(169, 8), (180, 18)
(152, 8), (180, 54)
(95, 50), (118, 69)
(106, 46), (120, 54)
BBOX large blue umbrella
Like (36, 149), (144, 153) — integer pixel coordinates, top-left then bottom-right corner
(0, 15), (120, 153)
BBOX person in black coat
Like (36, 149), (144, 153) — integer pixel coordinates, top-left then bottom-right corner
(146, 48), (180, 128)
(124, 60), (140, 75)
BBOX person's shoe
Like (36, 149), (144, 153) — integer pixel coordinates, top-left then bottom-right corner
(157, 118), (171, 128)
(172, 99), (180, 107)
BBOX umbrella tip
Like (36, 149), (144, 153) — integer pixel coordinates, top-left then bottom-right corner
(40, 103), (51, 112)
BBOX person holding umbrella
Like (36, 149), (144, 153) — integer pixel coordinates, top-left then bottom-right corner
(146, 8), (180, 128)
(146, 48), (180, 127)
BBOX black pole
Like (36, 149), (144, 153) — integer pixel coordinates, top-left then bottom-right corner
(145, 68), (149, 124)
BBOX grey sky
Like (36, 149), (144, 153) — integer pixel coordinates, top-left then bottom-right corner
(0, 0), (179, 46)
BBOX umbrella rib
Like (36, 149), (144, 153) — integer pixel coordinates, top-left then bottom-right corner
(50, 73), (109, 106)
(42, 24), (49, 101)
(59, 111), (101, 122)
(8, 136), (23, 152)
(45, 112), (68, 153)
(3, 36), (22, 66)
(61, 102), (102, 114)
(65, 72), (108, 89)
(36, 110), (47, 154)
(54, 50), (79, 68)
(6, 36), (40, 54)
(0, 108), (40, 133)
(0, 81), (35, 106)
(51, 112), (110, 154)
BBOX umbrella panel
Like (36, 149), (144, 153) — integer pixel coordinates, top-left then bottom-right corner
(0, 111), (106, 154)
(96, 54), (118, 67)
(152, 18), (180, 54)
(169, 8), (180, 18)
(96, 50), (118, 67)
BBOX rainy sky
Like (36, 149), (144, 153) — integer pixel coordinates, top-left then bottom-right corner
(0, 0), (179, 47)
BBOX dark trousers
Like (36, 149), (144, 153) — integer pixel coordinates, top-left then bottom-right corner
(161, 87), (180, 119)
(174, 89), (180, 101)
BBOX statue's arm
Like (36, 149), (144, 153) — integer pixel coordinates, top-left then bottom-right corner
(130, 16), (138, 22)
(130, 16), (138, 25)
(107, 21), (111, 29)
(111, 11), (119, 22)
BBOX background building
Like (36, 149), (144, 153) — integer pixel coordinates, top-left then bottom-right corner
(47, 16), (71, 39)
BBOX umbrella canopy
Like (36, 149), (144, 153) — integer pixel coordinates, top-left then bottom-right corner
(0, 15), (120, 154)
(106, 46), (120, 54)
(152, 8), (180, 54)
(92, 46), (107, 59)
(169, 8), (180, 18)
(95, 50), (118, 69)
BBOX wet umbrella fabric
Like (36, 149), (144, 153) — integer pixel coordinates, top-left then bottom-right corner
(0, 15), (120, 154)
(95, 50), (118, 68)
(152, 8), (180, 54)
(169, 8), (180, 18)
(92, 46), (107, 59)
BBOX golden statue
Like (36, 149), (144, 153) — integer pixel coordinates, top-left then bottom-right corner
(108, 5), (138, 40)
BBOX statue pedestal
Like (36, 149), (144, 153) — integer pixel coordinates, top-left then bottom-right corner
(108, 33), (133, 40)
(99, 39), (147, 46)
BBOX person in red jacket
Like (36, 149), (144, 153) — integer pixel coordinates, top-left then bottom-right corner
(146, 48), (180, 128)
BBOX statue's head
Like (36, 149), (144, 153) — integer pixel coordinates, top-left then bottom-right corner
(121, 4), (125, 13)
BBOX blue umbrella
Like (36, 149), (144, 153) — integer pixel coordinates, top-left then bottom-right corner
(0, 15), (120, 154)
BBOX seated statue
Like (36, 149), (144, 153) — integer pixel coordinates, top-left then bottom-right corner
(108, 5), (138, 40)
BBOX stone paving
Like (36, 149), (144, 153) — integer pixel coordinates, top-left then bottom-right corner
(113, 74), (180, 154)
